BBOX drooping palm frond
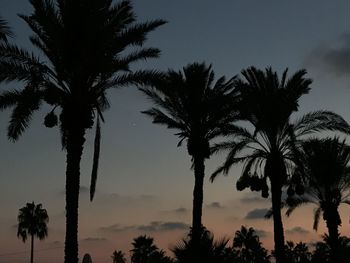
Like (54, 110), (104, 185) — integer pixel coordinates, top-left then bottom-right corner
(293, 110), (350, 137)
(90, 116), (101, 201)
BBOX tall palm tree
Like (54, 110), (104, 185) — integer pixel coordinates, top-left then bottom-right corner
(0, 1), (165, 263)
(0, 16), (13, 42)
(141, 62), (239, 245)
(17, 202), (49, 263)
(285, 137), (350, 255)
(210, 67), (350, 263)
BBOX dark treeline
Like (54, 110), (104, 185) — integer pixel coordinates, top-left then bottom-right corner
(1, 1), (350, 263)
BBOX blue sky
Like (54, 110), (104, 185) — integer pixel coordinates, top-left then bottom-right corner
(1, 1), (350, 263)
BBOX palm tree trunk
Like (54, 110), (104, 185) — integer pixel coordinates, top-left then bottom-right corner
(324, 205), (341, 259)
(30, 234), (34, 263)
(271, 180), (286, 263)
(192, 155), (205, 245)
(64, 127), (86, 263)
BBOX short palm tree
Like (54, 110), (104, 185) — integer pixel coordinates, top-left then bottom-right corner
(210, 67), (350, 263)
(17, 202), (49, 263)
(141, 62), (239, 245)
(112, 250), (126, 263)
(0, 16), (13, 42)
(232, 226), (270, 263)
(0, 1), (165, 263)
(285, 137), (350, 253)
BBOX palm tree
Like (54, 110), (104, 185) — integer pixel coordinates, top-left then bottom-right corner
(285, 137), (350, 255)
(0, 1), (165, 263)
(284, 241), (311, 263)
(130, 235), (172, 263)
(172, 227), (229, 263)
(141, 62), (239, 245)
(17, 202), (49, 263)
(210, 67), (350, 263)
(0, 16), (13, 42)
(232, 226), (270, 263)
(112, 250), (126, 263)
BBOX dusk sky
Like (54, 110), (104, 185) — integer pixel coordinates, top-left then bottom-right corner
(1, 1), (350, 263)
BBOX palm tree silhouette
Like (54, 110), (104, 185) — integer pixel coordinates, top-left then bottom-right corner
(141, 62), (239, 245)
(0, 16), (13, 42)
(0, 1), (165, 263)
(17, 202), (49, 263)
(112, 250), (126, 263)
(130, 235), (172, 263)
(232, 226), (270, 263)
(210, 67), (350, 262)
(286, 137), (350, 256)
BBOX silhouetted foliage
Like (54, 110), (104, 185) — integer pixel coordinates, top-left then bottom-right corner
(141, 62), (239, 246)
(0, 16), (13, 42)
(286, 137), (350, 255)
(112, 250), (126, 263)
(131, 235), (173, 263)
(17, 202), (49, 263)
(311, 235), (350, 263)
(232, 226), (270, 263)
(172, 227), (229, 263)
(0, 1), (165, 263)
(211, 66), (350, 263)
(284, 241), (312, 263)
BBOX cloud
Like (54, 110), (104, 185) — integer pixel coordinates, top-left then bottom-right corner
(255, 229), (269, 238)
(305, 33), (350, 77)
(82, 237), (107, 242)
(240, 193), (269, 204)
(138, 221), (189, 232)
(99, 224), (134, 232)
(174, 207), (188, 213)
(207, 202), (224, 209)
(285, 227), (309, 235)
(245, 208), (269, 219)
(100, 221), (189, 233)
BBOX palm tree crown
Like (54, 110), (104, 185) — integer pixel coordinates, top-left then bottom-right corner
(0, 16), (13, 42)
(210, 66), (350, 263)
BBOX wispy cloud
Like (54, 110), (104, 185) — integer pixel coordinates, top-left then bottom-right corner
(305, 33), (350, 78)
(255, 229), (269, 238)
(245, 208), (269, 219)
(100, 221), (189, 233)
(240, 193), (269, 204)
(82, 237), (107, 242)
(207, 202), (224, 209)
(285, 227), (309, 235)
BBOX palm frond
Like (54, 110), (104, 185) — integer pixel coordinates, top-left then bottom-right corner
(294, 110), (350, 137)
(313, 207), (322, 231)
(7, 87), (43, 141)
(0, 17), (13, 41)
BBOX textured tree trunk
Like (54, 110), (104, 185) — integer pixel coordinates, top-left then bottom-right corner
(64, 127), (86, 263)
(271, 179), (286, 263)
(191, 155), (205, 245)
(30, 234), (34, 263)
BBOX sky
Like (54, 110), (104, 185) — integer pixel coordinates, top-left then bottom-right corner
(1, 0), (350, 263)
